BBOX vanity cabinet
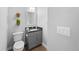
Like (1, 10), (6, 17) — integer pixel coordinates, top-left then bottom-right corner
(25, 27), (42, 50)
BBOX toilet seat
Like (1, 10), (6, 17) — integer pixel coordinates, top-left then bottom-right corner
(13, 41), (24, 51)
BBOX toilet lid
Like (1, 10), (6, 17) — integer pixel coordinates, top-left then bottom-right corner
(14, 41), (24, 49)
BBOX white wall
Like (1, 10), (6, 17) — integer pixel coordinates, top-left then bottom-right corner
(37, 7), (48, 48)
(48, 7), (79, 51)
(0, 7), (8, 51)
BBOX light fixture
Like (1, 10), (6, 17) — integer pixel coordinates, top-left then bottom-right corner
(27, 7), (35, 12)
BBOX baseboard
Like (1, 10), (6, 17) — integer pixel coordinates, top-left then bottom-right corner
(42, 43), (48, 50)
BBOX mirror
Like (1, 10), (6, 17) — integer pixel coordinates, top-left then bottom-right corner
(27, 7), (37, 28)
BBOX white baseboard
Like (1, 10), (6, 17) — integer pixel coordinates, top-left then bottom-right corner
(42, 43), (48, 50)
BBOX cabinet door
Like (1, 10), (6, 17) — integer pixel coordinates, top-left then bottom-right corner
(36, 31), (42, 44)
(28, 31), (42, 49)
(28, 32), (37, 49)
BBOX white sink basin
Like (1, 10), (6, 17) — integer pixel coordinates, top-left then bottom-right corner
(29, 29), (38, 31)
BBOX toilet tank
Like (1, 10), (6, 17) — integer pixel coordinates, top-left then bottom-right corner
(13, 32), (23, 42)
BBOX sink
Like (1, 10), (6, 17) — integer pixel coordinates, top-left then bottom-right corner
(29, 29), (38, 31)
(25, 27), (40, 32)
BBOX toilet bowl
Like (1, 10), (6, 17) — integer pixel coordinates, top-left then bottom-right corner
(13, 41), (24, 51)
(13, 32), (24, 51)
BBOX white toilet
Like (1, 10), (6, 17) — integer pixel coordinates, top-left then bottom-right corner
(13, 32), (24, 51)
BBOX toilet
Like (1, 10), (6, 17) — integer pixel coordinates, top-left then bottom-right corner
(13, 32), (24, 51)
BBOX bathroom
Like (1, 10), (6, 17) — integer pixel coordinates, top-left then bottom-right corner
(1, 0), (79, 59)
(2, 7), (79, 51)
(7, 7), (48, 51)
(0, 7), (48, 51)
